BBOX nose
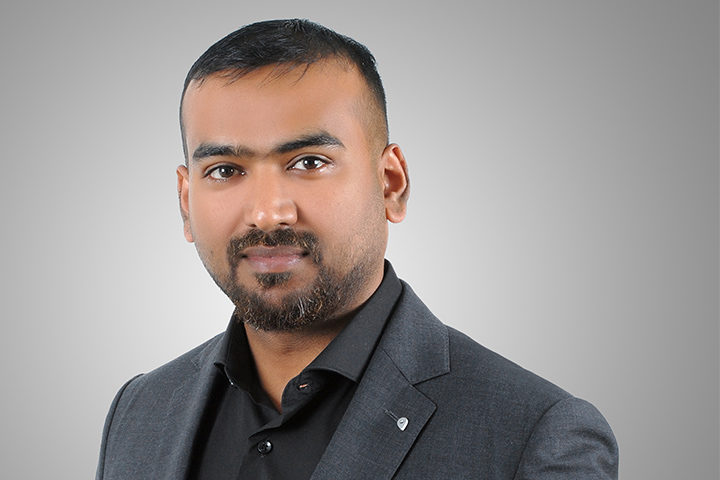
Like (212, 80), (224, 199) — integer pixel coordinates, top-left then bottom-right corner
(244, 170), (298, 232)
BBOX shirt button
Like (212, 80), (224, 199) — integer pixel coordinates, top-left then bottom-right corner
(257, 440), (273, 454)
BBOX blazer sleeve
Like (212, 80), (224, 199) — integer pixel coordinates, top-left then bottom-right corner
(95, 375), (143, 480)
(514, 397), (619, 480)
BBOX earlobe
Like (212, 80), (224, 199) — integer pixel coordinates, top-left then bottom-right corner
(176, 165), (194, 243)
(380, 143), (410, 224)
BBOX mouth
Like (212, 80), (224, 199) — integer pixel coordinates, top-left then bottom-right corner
(240, 245), (308, 273)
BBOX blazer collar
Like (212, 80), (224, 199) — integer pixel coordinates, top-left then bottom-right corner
(311, 281), (450, 480)
(377, 280), (450, 385)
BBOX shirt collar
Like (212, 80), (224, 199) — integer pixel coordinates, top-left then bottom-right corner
(215, 260), (402, 388)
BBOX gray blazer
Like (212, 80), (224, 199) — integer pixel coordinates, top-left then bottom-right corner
(97, 282), (618, 479)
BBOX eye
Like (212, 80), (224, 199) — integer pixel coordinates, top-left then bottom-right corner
(289, 155), (328, 171)
(207, 165), (239, 180)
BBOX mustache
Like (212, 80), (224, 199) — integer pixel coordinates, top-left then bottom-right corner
(227, 229), (322, 264)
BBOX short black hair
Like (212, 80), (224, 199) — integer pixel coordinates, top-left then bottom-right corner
(180, 19), (388, 159)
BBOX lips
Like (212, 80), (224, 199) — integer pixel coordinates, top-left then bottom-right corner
(241, 245), (307, 273)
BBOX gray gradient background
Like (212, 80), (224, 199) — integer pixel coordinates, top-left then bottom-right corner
(0, 1), (717, 478)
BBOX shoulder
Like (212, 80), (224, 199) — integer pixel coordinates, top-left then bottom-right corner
(117, 333), (224, 400)
(390, 280), (569, 408)
(383, 282), (618, 478)
(416, 323), (574, 433)
(97, 334), (225, 479)
(105, 334), (222, 422)
(447, 324), (569, 405)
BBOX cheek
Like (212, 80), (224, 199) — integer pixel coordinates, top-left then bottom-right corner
(309, 180), (387, 252)
(188, 192), (241, 251)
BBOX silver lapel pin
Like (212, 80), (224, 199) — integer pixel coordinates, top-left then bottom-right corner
(384, 409), (409, 431)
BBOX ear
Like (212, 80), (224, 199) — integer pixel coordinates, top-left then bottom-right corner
(379, 143), (410, 223)
(176, 165), (194, 242)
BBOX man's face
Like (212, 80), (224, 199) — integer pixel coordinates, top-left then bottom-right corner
(178, 61), (407, 332)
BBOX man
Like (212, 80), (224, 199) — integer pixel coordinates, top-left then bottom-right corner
(96, 19), (618, 479)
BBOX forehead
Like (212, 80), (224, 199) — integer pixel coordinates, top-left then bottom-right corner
(182, 62), (371, 154)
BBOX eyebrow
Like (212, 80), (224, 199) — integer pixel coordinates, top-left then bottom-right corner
(274, 132), (344, 154)
(191, 132), (344, 162)
(192, 144), (252, 161)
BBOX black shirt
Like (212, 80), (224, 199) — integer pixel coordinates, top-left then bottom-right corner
(194, 263), (402, 480)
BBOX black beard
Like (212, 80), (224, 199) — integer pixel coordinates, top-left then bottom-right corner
(210, 229), (372, 332)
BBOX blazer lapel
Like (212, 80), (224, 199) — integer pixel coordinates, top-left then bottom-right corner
(311, 282), (450, 480)
(311, 350), (436, 480)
